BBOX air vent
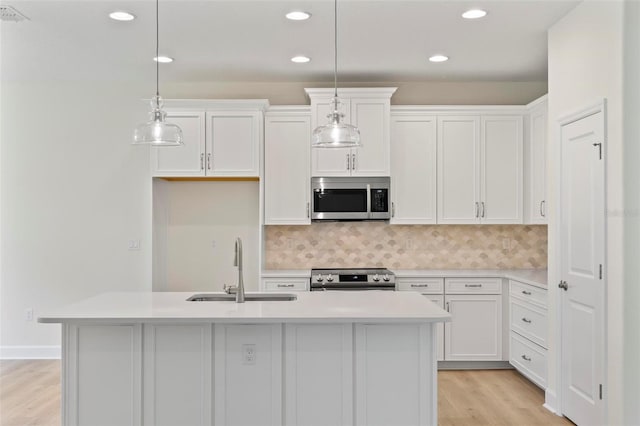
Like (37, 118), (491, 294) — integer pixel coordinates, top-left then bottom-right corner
(0, 5), (29, 22)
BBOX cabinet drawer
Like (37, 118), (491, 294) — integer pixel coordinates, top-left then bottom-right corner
(510, 280), (547, 308)
(263, 278), (308, 292)
(396, 278), (444, 294)
(445, 278), (502, 294)
(510, 331), (547, 388)
(510, 299), (547, 348)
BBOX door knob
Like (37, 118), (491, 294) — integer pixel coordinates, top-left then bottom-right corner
(558, 280), (568, 291)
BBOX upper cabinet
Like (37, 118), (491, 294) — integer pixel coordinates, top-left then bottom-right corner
(525, 95), (548, 224)
(306, 88), (396, 177)
(390, 111), (437, 224)
(264, 107), (312, 225)
(437, 112), (523, 224)
(151, 100), (268, 178)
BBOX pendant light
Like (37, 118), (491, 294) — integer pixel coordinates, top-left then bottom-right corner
(133, 0), (183, 146)
(311, 0), (361, 148)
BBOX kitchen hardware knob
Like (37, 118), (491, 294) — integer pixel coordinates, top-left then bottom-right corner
(540, 200), (546, 217)
(352, 153), (356, 171)
(200, 153), (205, 170)
(392, 202), (395, 218)
(383, 274), (390, 282)
(277, 284), (294, 288)
(522, 290), (532, 295)
(475, 202), (479, 218)
(522, 317), (532, 323)
(465, 284), (482, 288)
(558, 280), (568, 291)
(315, 274), (324, 282)
(481, 202), (485, 218)
(326, 274), (334, 282)
(346, 153), (351, 170)
(207, 153), (212, 170)
(372, 274), (380, 282)
(521, 354), (532, 362)
(306, 202), (310, 218)
(411, 284), (428, 288)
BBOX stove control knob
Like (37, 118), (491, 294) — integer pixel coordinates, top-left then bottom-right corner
(315, 274), (324, 282)
(372, 274), (380, 282)
(383, 274), (391, 282)
(326, 274), (334, 282)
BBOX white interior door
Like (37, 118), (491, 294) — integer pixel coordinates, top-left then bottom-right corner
(560, 109), (605, 426)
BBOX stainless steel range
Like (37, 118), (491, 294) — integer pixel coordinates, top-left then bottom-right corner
(310, 268), (396, 291)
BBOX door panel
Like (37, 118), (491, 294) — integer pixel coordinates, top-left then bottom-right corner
(350, 98), (390, 176)
(311, 100), (351, 176)
(560, 110), (605, 426)
(151, 112), (205, 177)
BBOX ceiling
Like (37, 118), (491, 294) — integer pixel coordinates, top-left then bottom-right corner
(1, 0), (580, 84)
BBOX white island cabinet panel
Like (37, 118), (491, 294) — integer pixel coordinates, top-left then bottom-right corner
(355, 324), (435, 426)
(285, 324), (353, 426)
(64, 324), (142, 426)
(143, 324), (212, 426)
(214, 324), (282, 426)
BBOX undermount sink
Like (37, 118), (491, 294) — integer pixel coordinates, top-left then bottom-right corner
(187, 293), (298, 302)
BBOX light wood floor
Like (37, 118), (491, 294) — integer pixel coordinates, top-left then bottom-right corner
(1, 361), (573, 425)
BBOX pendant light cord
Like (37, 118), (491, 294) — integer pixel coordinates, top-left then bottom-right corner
(333, 0), (338, 99)
(155, 0), (160, 99)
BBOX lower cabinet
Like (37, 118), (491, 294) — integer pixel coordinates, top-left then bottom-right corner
(261, 277), (309, 291)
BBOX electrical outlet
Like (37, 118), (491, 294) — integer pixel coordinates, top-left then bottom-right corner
(25, 308), (33, 322)
(242, 344), (256, 365)
(502, 239), (510, 250)
(211, 240), (217, 249)
(128, 239), (140, 250)
(406, 239), (414, 250)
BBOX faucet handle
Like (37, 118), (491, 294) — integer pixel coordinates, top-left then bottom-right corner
(223, 284), (236, 294)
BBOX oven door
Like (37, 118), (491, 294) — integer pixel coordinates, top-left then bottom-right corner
(310, 283), (396, 291)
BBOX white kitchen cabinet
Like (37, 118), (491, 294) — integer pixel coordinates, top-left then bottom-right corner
(509, 279), (548, 388)
(525, 95), (548, 224)
(437, 114), (523, 224)
(264, 108), (311, 225)
(151, 100), (268, 178)
(444, 278), (503, 361)
(306, 88), (396, 177)
(261, 277), (309, 292)
(390, 113), (437, 224)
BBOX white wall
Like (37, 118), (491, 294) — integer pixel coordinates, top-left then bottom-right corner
(0, 81), (153, 356)
(547, 1), (624, 423)
(623, 1), (640, 424)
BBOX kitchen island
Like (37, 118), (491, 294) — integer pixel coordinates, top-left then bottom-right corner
(39, 291), (450, 426)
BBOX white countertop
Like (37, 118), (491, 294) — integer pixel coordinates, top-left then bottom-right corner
(38, 291), (451, 324)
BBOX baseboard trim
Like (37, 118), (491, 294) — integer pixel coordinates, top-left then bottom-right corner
(544, 388), (560, 415)
(0, 345), (61, 359)
(438, 361), (512, 370)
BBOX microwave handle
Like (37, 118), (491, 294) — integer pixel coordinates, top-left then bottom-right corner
(366, 184), (371, 218)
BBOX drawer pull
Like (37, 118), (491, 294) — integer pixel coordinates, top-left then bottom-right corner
(521, 317), (532, 324)
(465, 284), (482, 288)
(522, 290), (532, 295)
(277, 284), (295, 288)
(411, 284), (429, 288)
(521, 354), (532, 362)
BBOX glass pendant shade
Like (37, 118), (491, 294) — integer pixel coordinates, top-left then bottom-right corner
(312, 97), (361, 148)
(133, 96), (183, 146)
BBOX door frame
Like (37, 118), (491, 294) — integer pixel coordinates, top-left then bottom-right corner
(552, 98), (608, 421)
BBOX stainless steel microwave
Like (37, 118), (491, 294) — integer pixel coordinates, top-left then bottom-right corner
(311, 177), (391, 221)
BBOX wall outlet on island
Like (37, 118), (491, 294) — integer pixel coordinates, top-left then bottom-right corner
(25, 308), (33, 321)
(128, 239), (140, 251)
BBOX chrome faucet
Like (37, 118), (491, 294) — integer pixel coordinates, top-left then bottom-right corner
(224, 237), (245, 303)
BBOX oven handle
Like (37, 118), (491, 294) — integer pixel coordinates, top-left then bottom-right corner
(366, 184), (371, 219)
(310, 285), (396, 291)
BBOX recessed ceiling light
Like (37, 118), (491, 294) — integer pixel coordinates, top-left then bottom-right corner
(154, 56), (174, 63)
(286, 11), (311, 21)
(291, 56), (311, 63)
(462, 9), (487, 19)
(109, 11), (136, 21)
(429, 55), (449, 63)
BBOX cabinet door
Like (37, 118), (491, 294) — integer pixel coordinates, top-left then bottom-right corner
(206, 111), (260, 177)
(527, 102), (547, 224)
(151, 112), (206, 177)
(390, 114), (437, 224)
(264, 113), (311, 224)
(437, 116), (480, 223)
(480, 116), (523, 223)
(426, 295), (445, 361)
(311, 98), (352, 176)
(350, 98), (390, 176)
(444, 294), (502, 361)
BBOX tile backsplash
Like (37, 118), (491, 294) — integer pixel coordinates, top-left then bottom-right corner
(265, 223), (547, 270)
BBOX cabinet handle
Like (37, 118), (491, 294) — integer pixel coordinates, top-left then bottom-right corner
(306, 202), (310, 218)
(277, 284), (295, 288)
(521, 317), (532, 324)
(522, 290), (532, 296)
(446, 302), (450, 312)
(207, 153), (212, 170)
(346, 153), (351, 170)
(475, 202), (479, 218)
(540, 200), (546, 217)
(410, 284), (429, 288)
(481, 202), (485, 218)
(521, 354), (532, 362)
(200, 153), (204, 170)
(352, 153), (356, 171)
(465, 284), (482, 288)
(392, 202), (395, 218)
